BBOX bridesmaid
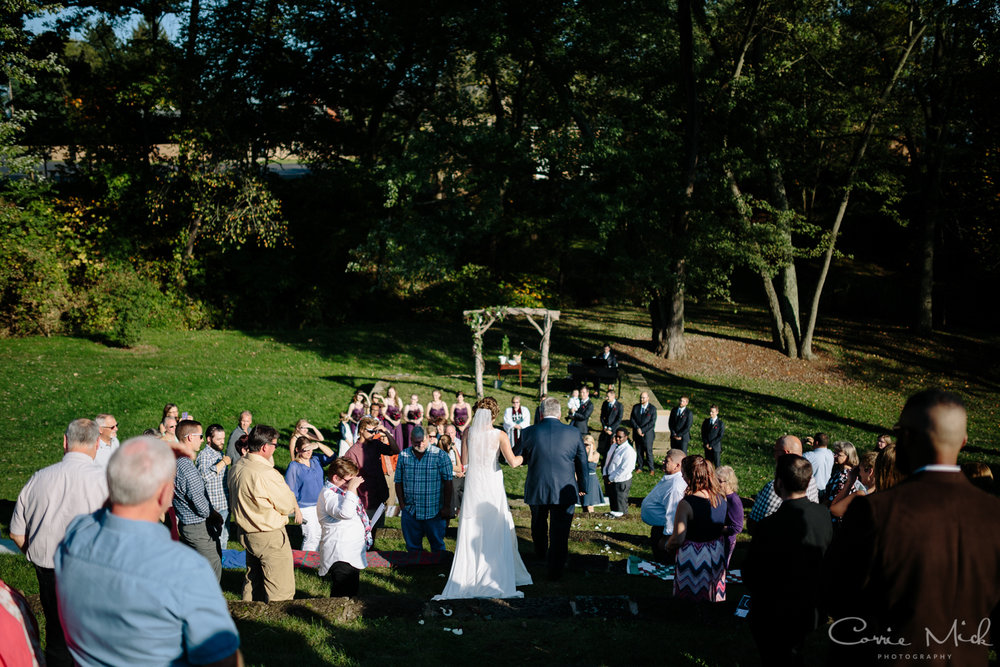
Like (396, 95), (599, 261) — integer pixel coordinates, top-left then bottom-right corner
(383, 386), (405, 449)
(450, 391), (471, 433)
(427, 390), (449, 426)
(346, 391), (369, 438)
(402, 394), (424, 447)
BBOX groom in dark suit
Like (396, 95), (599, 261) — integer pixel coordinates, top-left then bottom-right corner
(520, 397), (588, 581)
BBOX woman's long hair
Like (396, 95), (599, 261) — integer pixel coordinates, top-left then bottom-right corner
(683, 455), (725, 508)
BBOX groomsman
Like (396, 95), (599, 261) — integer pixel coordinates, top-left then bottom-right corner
(567, 387), (593, 436)
(598, 389), (623, 459)
(700, 405), (725, 469)
(668, 396), (693, 453)
(629, 392), (657, 472)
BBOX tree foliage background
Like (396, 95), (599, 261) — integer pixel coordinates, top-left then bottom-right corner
(2, 0), (998, 352)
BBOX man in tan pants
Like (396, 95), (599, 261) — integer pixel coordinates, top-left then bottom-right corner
(229, 424), (302, 601)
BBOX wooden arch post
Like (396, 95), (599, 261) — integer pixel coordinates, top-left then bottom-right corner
(463, 307), (561, 399)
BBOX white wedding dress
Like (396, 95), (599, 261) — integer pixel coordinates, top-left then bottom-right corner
(433, 408), (532, 599)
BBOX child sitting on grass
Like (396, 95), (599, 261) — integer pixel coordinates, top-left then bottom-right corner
(317, 458), (371, 597)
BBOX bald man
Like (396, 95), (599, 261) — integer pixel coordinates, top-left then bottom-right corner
(746, 435), (819, 534)
(825, 389), (1000, 666)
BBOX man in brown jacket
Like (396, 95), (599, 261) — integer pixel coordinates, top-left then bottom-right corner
(826, 389), (1000, 666)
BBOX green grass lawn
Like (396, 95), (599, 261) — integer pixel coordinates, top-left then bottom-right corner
(1, 304), (998, 666)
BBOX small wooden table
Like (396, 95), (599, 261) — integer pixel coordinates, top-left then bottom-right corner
(498, 362), (523, 386)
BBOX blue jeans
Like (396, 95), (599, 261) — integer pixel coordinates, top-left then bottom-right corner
(400, 508), (446, 552)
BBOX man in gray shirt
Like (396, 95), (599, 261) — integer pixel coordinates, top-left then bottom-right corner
(10, 419), (109, 667)
(226, 410), (253, 462)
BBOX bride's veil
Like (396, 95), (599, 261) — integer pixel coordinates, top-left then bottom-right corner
(465, 407), (495, 470)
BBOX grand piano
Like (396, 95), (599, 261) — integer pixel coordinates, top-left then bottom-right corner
(567, 356), (621, 394)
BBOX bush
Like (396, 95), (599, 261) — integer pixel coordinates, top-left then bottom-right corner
(72, 262), (175, 347)
(0, 200), (76, 336)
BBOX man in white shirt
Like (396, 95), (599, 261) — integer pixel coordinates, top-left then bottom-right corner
(9, 419), (109, 667)
(503, 396), (531, 451)
(603, 427), (637, 518)
(94, 413), (120, 468)
(802, 432), (834, 490)
(640, 448), (687, 561)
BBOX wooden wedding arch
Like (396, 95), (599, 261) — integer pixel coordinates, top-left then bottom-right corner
(463, 307), (561, 399)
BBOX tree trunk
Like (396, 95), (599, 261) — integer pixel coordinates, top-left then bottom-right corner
(665, 261), (687, 359)
(800, 22), (928, 359)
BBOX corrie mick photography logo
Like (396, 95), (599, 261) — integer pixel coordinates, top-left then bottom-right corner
(829, 616), (992, 660)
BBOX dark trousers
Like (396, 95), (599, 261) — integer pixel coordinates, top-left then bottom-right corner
(703, 444), (721, 470)
(327, 561), (361, 597)
(597, 431), (613, 460)
(636, 432), (655, 470)
(649, 526), (673, 563)
(530, 503), (574, 580)
(607, 479), (632, 514)
(36, 565), (72, 667)
(178, 520), (223, 581)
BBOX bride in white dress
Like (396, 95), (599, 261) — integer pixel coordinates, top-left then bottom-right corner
(433, 397), (533, 599)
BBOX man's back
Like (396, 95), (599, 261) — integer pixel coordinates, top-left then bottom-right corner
(521, 418), (586, 506)
(56, 509), (239, 666)
(803, 447), (834, 490)
(829, 471), (1000, 665)
(11, 453), (107, 568)
(640, 473), (686, 528)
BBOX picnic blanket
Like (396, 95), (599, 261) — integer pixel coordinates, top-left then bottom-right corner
(221, 549), (448, 570)
(625, 555), (743, 584)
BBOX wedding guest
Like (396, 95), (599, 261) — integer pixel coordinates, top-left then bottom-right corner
(716, 465), (743, 568)
(317, 458), (371, 597)
(285, 438), (335, 551)
(830, 450), (878, 519)
(803, 432), (834, 490)
(439, 434), (464, 519)
(343, 416), (397, 538)
(226, 411), (252, 463)
(425, 423), (439, 445)
(94, 413), (120, 468)
(962, 461), (994, 493)
(337, 412), (355, 457)
(159, 403), (179, 437)
(664, 456), (728, 602)
(579, 435), (603, 513)
(403, 394), (424, 445)
(346, 392), (369, 438)
(873, 443), (904, 492)
(196, 424), (231, 548)
(450, 391), (472, 431)
(876, 433), (892, 450)
(822, 441), (859, 506)
(641, 449), (687, 563)
(443, 423), (462, 456)
(288, 419), (325, 461)
(394, 426), (453, 552)
(427, 390), (449, 426)
(161, 416), (179, 443)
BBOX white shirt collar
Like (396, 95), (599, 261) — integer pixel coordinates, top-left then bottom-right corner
(912, 464), (961, 474)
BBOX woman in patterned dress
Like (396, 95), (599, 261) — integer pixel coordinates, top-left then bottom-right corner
(663, 455), (728, 602)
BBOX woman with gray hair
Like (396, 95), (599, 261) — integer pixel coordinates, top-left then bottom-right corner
(822, 441), (859, 508)
(716, 466), (743, 568)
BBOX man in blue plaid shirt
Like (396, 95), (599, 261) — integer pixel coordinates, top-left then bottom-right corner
(174, 420), (223, 580)
(394, 426), (453, 552)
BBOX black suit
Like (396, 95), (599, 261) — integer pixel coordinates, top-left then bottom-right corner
(568, 399), (593, 436)
(668, 407), (693, 453)
(597, 400), (623, 459)
(700, 417), (725, 469)
(744, 497), (833, 666)
(629, 402), (657, 471)
(825, 471), (1000, 666)
(521, 417), (588, 580)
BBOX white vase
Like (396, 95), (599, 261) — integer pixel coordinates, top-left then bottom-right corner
(499, 355), (508, 364)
